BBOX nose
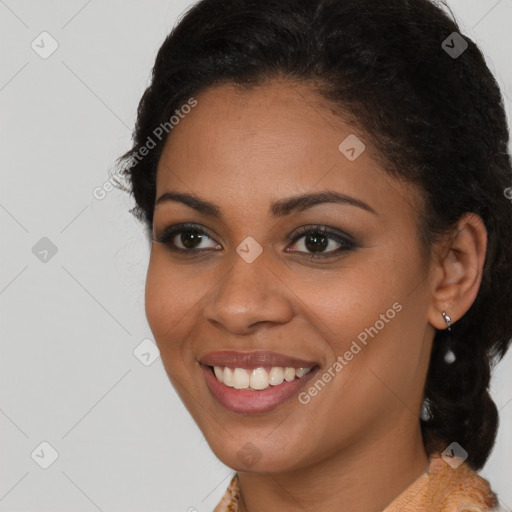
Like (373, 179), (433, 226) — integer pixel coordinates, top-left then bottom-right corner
(202, 251), (294, 334)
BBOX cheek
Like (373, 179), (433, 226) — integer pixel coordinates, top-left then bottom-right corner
(291, 261), (396, 344)
(144, 261), (171, 339)
(144, 260), (193, 391)
(144, 254), (192, 354)
(301, 255), (423, 399)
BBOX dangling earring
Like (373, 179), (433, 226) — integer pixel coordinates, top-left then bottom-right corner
(441, 311), (456, 363)
(420, 398), (431, 421)
(442, 311), (451, 331)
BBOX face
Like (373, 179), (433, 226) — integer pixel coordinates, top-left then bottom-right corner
(146, 80), (436, 473)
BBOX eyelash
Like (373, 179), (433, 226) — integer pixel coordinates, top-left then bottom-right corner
(154, 223), (356, 260)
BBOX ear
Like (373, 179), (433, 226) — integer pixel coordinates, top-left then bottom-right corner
(427, 212), (487, 330)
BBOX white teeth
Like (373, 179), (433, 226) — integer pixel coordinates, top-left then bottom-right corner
(212, 365), (313, 391)
(223, 367), (234, 387)
(269, 367), (284, 386)
(233, 368), (250, 389)
(296, 367), (310, 378)
(249, 367), (269, 390)
(214, 366), (224, 381)
(284, 367), (296, 382)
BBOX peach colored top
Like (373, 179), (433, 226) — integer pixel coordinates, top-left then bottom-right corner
(213, 453), (501, 512)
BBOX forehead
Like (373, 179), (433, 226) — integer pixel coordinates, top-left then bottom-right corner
(155, 80), (421, 223)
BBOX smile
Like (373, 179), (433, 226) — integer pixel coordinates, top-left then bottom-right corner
(199, 351), (320, 414)
(213, 365), (313, 390)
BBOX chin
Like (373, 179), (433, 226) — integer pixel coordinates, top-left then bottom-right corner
(205, 431), (308, 474)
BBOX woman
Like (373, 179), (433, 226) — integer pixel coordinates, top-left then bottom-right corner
(116, 0), (512, 510)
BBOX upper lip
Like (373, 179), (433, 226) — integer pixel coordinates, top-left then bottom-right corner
(199, 350), (318, 370)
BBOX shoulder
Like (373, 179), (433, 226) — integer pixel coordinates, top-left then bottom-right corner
(385, 453), (499, 512)
(213, 474), (239, 512)
(420, 453), (498, 512)
(430, 456), (498, 512)
(215, 457), (502, 512)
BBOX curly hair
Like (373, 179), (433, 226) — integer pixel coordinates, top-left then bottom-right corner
(115, 0), (512, 471)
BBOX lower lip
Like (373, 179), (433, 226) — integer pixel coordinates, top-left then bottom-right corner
(201, 364), (320, 414)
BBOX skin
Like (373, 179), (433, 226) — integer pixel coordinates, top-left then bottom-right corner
(145, 79), (487, 512)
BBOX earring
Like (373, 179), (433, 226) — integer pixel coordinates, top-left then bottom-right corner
(441, 311), (455, 363)
(420, 398), (431, 421)
(442, 311), (452, 331)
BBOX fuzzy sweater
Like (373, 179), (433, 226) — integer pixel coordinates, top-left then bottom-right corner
(213, 453), (502, 511)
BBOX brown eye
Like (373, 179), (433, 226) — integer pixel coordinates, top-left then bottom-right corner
(155, 224), (220, 252)
(288, 225), (355, 260)
(178, 229), (205, 249)
(154, 223), (355, 260)
(303, 231), (329, 253)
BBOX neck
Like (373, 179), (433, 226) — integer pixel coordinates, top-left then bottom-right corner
(237, 417), (430, 512)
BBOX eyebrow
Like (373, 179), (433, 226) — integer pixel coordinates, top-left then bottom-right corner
(154, 190), (377, 218)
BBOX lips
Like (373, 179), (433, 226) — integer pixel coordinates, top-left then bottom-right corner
(199, 350), (318, 369)
(199, 350), (320, 414)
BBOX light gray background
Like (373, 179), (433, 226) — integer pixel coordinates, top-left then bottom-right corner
(1, 1), (511, 511)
